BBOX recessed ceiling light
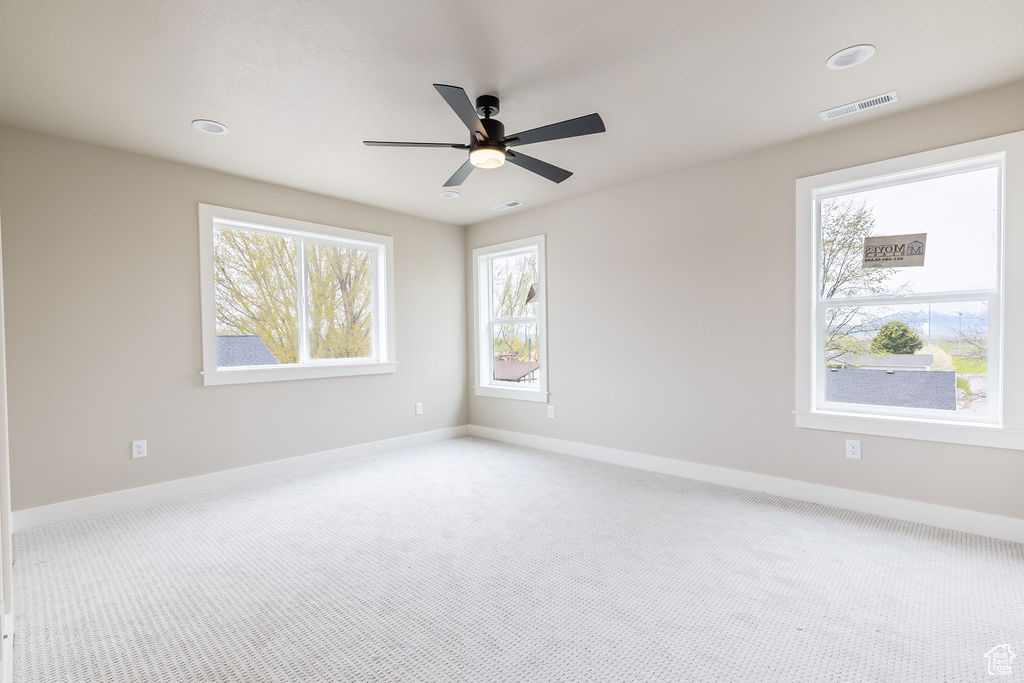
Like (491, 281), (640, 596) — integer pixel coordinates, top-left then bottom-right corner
(439, 190), (461, 199)
(192, 119), (229, 135)
(826, 44), (876, 70)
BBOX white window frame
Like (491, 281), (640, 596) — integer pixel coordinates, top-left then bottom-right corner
(198, 204), (396, 386)
(473, 235), (548, 402)
(795, 130), (1024, 449)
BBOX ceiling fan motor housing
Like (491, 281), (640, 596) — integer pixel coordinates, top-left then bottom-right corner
(476, 118), (505, 150)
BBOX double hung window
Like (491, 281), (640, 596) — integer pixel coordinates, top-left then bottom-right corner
(796, 131), (1024, 448)
(473, 236), (548, 402)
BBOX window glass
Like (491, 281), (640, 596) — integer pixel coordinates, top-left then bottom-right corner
(823, 301), (989, 417)
(820, 166), (998, 300)
(214, 228), (299, 366)
(492, 322), (540, 385)
(490, 251), (539, 318)
(306, 241), (374, 360)
(815, 161), (999, 423)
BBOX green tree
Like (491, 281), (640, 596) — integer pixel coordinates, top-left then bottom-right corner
(870, 321), (923, 355)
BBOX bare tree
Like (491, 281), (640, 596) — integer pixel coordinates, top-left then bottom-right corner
(306, 243), (372, 359)
(214, 229), (373, 363)
(953, 309), (988, 405)
(820, 198), (902, 362)
(955, 311), (988, 357)
(215, 229), (300, 362)
(492, 253), (538, 362)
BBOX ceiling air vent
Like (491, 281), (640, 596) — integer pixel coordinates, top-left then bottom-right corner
(819, 91), (897, 121)
(491, 200), (524, 212)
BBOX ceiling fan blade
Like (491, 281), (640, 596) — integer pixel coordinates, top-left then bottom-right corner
(505, 150), (573, 183)
(363, 141), (469, 148)
(433, 84), (487, 139)
(504, 113), (605, 147)
(443, 159), (475, 187)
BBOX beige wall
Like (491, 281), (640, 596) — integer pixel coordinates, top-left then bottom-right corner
(3, 81), (1024, 519)
(0, 126), (466, 510)
(467, 80), (1024, 520)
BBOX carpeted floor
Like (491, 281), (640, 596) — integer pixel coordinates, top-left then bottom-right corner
(13, 437), (1024, 681)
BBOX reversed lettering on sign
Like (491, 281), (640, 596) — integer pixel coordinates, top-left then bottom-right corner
(863, 233), (926, 268)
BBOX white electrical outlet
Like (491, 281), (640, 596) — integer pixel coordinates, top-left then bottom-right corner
(845, 439), (861, 459)
(132, 439), (147, 459)
(415, 402), (423, 415)
(547, 405), (555, 419)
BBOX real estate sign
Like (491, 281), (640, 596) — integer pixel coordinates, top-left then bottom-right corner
(863, 233), (927, 268)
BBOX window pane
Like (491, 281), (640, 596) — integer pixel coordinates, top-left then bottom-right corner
(491, 250), (539, 318)
(823, 301), (989, 416)
(820, 166), (998, 300)
(492, 323), (540, 385)
(214, 228), (298, 366)
(306, 242), (374, 360)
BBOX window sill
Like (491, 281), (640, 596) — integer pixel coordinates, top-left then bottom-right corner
(794, 409), (1024, 450)
(474, 385), (549, 403)
(202, 362), (396, 386)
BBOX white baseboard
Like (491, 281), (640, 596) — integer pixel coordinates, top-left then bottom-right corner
(467, 424), (1024, 545)
(13, 426), (468, 532)
(17, 423), (1023, 545)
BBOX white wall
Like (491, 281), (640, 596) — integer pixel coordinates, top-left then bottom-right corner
(466, 80), (1024, 520)
(0, 126), (467, 511)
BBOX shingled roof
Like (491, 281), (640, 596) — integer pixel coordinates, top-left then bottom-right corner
(216, 335), (279, 367)
(494, 360), (541, 382)
(832, 353), (933, 369)
(825, 368), (956, 410)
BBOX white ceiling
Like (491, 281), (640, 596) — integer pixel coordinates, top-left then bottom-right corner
(2, 0), (1023, 225)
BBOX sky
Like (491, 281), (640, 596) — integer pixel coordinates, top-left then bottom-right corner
(827, 165), (999, 295)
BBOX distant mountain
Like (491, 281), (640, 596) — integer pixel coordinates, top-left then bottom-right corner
(893, 310), (985, 341)
(840, 307), (986, 342)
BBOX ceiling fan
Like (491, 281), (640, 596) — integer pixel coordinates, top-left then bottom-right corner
(363, 84), (605, 187)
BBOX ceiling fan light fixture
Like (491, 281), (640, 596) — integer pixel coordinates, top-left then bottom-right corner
(469, 146), (506, 169)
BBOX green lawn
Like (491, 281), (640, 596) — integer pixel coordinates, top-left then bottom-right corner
(952, 356), (987, 374)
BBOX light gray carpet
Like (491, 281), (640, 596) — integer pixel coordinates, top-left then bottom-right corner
(13, 437), (1024, 681)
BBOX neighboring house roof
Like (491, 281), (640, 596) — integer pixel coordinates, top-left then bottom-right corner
(494, 360), (541, 382)
(216, 335), (279, 367)
(832, 353), (933, 369)
(825, 368), (955, 410)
